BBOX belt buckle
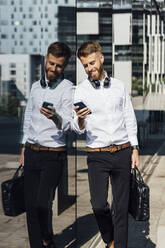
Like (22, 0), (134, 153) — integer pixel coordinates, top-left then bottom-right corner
(108, 144), (114, 152)
(110, 144), (117, 153)
(33, 144), (41, 151)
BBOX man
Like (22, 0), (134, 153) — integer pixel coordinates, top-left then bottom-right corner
(73, 42), (139, 248)
(19, 42), (73, 248)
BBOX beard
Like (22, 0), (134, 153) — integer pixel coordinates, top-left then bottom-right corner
(46, 68), (61, 81)
(89, 63), (104, 81)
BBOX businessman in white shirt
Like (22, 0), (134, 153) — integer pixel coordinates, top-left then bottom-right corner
(73, 42), (139, 248)
(19, 42), (73, 248)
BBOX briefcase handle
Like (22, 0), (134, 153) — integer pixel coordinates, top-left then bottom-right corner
(131, 166), (144, 183)
(13, 165), (24, 180)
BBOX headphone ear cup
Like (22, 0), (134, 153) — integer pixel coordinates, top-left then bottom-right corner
(88, 76), (100, 89)
(104, 77), (110, 88)
(95, 80), (100, 88)
(40, 77), (46, 88)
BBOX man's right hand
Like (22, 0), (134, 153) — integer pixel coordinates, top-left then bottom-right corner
(19, 147), (25, 166)
(74, 106), (91, 130)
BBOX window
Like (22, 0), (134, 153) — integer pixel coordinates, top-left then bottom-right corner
(10, 70), (16, 75)
(1, 34), (7, 39)
(10, 63), (16, 68)
(10, 78), (16, 82)
(33, 47), (37, 53)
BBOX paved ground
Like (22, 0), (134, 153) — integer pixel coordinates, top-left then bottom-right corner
(0, 136), (165, 248)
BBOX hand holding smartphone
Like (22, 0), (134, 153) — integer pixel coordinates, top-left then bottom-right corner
(42, 101), (53, 111)
(74, 101), (91, 114)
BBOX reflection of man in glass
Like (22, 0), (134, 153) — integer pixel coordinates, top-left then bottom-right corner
(73, 42), (139, 248)
(19, 42), (73, 248)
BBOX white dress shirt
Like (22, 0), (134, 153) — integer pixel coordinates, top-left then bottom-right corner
(73, 77), (138, 148)
(22, 78), (73, 147)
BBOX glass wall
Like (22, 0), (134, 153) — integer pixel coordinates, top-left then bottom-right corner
(76, 0), (165, 247)
(0, 1), (76, 247)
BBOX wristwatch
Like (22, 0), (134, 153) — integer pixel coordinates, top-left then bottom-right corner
(131, 145), (139, 150)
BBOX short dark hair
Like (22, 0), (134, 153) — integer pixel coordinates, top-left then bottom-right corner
(77, 41), (101, 58)
(47, 42), (71, 66)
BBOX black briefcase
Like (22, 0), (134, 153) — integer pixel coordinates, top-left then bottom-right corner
(129, 166), (150, 221)
(1, 165), (25, 216)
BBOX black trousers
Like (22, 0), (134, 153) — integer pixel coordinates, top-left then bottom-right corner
(24, 147), (66, 248)
(87, 147), (132, 248)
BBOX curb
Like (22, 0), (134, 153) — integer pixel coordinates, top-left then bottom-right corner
(142, 141), (165, 183)
(88, 233), (101, 248)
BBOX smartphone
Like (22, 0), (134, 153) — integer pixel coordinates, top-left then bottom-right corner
(42, 101), (53, 111)
(74, 101), (91, 114)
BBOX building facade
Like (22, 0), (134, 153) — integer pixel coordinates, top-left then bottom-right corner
(0, 54), (41, 115)
(0, 0), (75, 55)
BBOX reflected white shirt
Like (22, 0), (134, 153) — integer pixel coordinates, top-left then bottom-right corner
(73, 77), (138, 148)
(22, 79), (73, 147)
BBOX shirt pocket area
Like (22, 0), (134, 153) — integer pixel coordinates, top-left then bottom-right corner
(106, 96), (123, 112)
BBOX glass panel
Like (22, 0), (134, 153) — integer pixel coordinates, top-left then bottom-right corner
(0, 1), (76, 248)
(76, 0), (165, 247)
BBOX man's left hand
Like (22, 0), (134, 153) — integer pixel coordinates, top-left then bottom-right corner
(131, 149), (139, 168)
(40, 106), (55, 119)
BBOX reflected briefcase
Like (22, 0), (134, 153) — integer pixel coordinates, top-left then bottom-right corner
(129, 166), (150, 221)
(1, 165), (25, 216)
